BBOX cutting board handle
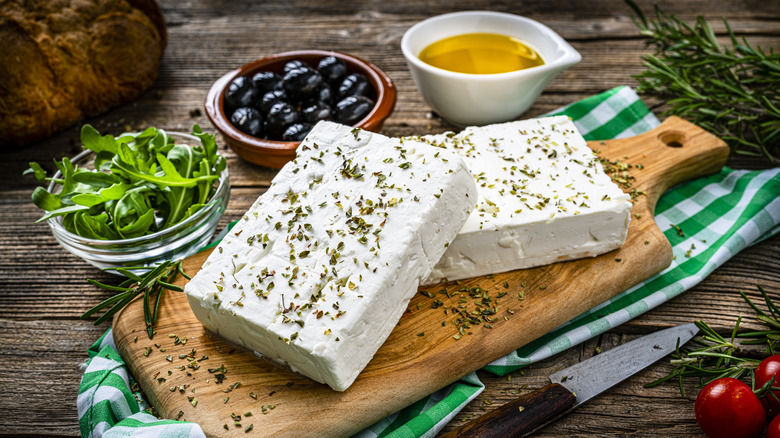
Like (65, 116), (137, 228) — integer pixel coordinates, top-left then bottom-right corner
(591, 116), (730, 213)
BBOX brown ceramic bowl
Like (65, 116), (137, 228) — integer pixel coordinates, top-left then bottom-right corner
(205, 50), (396, 169)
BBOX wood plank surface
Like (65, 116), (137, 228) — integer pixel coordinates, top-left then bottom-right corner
(0, 0), (778, 437)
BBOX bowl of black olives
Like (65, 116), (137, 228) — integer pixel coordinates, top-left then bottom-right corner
(205, 50), (396, 168)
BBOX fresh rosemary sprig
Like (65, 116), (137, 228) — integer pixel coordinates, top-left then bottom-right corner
(81, 260), (190, 339)
(737, 285), (780, 352)
(626, 1), (780, 164)
(646, 285), (779, 395)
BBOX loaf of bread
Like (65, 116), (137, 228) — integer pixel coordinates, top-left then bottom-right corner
(0, 0), (167, 147)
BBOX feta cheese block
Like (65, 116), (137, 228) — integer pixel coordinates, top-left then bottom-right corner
(410, 115), (633, 284)
(184, 121), (477, 391)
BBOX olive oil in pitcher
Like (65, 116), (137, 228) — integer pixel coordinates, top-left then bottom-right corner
(419, 33), (544, 74)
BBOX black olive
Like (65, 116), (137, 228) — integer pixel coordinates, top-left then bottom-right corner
(224, 76), (258, 111)
(313, 83), (334, 104)
(283, 67), (323, 99)
(230, 107), (264, 137)
(265, 102), (300, 139)
(258, 89), (288, 114)
(334, 95), (374, 125)
(283, 60), (309, 73)
(282, 123), (313, 142)
(301, 101), (332, 124)
(317, 56), (348, 85)
(251, 71), (283, 94)
(337, 73), (374, 100)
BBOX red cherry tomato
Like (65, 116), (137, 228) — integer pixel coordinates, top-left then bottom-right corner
(756, 355), (780, 418)
(768, 415), (780, 438)
(694, 377), (766, 438)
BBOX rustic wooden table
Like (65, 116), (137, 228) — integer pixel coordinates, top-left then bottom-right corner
(1, 0), (778, 436)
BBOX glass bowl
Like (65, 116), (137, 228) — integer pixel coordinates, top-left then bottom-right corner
(46, 132), (230, 272)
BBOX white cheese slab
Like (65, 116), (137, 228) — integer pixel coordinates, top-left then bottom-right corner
(408, 116), (633, 284)
(184, 121), (477, 391)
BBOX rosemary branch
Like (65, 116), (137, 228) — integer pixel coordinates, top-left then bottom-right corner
(626, 1), (780, 164)
(81, 260), (190, 339)
(645, 285), (780, 395)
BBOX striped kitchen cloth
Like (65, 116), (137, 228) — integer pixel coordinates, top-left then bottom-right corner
(78, 86), (780, 438)
(78, 331), (206, 438)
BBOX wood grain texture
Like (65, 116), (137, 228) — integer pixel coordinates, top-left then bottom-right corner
(111, 118), (728, 436)
(0, 1), (777, 437)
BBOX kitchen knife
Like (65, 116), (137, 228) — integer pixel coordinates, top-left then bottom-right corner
(441, 322), (699, 438)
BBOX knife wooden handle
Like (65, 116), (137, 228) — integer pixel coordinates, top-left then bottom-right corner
(440, 383), (576, 438)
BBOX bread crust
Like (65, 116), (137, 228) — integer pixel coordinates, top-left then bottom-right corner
(0, 0), (167, 147)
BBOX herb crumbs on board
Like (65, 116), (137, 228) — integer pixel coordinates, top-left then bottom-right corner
(148, 333), (279, 430)
(418, 282), (508, 339)
(597, 155), (645, 201)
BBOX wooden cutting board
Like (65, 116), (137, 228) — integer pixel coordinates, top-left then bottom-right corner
(113, 116), (728, 437)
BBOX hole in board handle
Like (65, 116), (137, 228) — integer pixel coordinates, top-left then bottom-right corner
(659, 131), (686, 148)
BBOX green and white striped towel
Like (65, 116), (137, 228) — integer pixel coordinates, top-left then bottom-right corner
(78, 86), (780, 438)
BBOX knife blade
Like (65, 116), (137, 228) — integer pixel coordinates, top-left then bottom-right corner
(440, 323), (698, 438)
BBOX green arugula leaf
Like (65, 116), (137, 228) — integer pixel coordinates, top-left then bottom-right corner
(31, 186), (62, 211)
(71, 192), (108, 207)
(117, 208), (155, 238)
(194, 159), (212, 205)
(25, 124), (226, 240)
(151, 129), (170, 151)
(35, 204), (89, 223)
(111, 146), (218, 188)
(71, 211), (120, 240)
(53, 157), (78, 197)
(99, 182), (132, 200)
(23, 162), (48, 184)
(133, 126), (158, 143)
(94, 151), (116, 172)
(168, 144), (202, 178)
(113, 187), (152, 230)
(81, 124), (118, 154)
(192, 124), (218, 166)
(179, 202), (207, 223)
(155, 152), (187, 181)
(72, 171), (120, 188)
(163, 186), (195, 228)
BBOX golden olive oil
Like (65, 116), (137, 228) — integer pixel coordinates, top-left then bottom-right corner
(419, 33), (544, 74)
